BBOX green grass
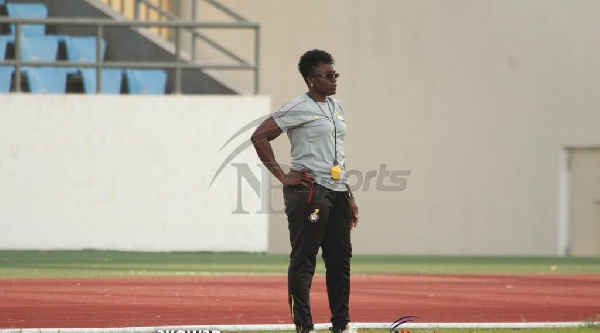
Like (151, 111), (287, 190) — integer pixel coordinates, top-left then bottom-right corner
(0, 250), (599, 279)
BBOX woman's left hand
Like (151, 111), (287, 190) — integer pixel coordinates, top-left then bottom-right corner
(349, 199), (359, 230)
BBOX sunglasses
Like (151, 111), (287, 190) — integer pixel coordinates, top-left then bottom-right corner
(309, 72), (340, 80)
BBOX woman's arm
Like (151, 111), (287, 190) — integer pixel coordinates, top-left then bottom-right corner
(251, 117), (314, 187)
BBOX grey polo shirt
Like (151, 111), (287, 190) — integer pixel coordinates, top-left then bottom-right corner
(273, 94), (349, 191)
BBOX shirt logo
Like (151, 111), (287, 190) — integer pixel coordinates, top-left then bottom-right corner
(308, 209), (320, 222)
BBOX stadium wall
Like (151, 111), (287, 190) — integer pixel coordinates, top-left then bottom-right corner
(0, 95), (270, 252)
(179, 0), (600, 255)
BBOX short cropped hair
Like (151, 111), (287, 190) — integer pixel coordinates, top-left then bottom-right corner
(298, 49), (335, 82)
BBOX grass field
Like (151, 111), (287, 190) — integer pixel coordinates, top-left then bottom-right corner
(1, 251), (598, 332)
(1, 250), (599, 279)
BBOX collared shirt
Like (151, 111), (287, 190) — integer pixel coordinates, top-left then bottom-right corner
(273, 94), (348, 191)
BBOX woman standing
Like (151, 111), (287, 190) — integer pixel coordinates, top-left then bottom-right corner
(251, 49), (359, 333)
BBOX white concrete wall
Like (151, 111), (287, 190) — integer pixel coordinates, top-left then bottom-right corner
(0, 95), (270, 251)
(179, 0), (600, 255)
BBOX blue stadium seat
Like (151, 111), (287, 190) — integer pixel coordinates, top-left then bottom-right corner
(126, 69), (167, 95)
(0, 37), (13, 93)
(65, 37), (106, 63)
(6, 3), (48, 37)
(0, 35), (11, 60)
(0, 66), (13, 93)
(19, 36), (58, 61)
(23, 67), (67, 94)
(80, 68), (123, 94)
(65, 36), (107, 75)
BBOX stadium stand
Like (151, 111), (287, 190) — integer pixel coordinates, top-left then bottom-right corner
(0, 2), (128, 94)
(0, 0), (256, 94)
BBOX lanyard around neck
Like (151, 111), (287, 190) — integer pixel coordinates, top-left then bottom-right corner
(308, 94), (338, 166)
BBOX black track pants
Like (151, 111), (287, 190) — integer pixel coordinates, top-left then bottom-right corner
(283, 182), (352, 332)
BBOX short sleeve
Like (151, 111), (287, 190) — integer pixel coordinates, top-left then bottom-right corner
(272, 99), (311, 132)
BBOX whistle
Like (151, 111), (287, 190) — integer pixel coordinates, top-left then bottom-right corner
(331, 165), (342, 180)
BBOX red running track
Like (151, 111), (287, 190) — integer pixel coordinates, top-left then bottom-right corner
(0, 274), (599, 328)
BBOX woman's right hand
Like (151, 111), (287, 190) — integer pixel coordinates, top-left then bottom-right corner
(282, 169), (315, 187)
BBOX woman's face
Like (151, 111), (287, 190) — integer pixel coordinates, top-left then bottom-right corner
(309, 62), (338, 97)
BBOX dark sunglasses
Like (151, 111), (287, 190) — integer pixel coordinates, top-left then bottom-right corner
(309, 72), (340, 80)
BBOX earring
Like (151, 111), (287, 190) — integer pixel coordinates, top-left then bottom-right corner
(310, 82), (313, 88)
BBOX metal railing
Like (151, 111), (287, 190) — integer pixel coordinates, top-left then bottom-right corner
(109, 0), (259, 93)
(0, 16), (260, 94)
(132, 0), (252, 66)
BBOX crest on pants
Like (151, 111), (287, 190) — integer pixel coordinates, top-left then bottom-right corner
(308, 209), (320, 222)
